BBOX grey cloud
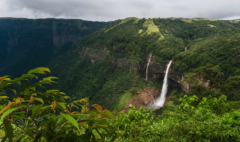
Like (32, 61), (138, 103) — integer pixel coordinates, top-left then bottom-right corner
(0, 0), (240, 21)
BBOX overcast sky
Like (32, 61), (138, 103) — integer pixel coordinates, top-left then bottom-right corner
(1, 0), (240, 21)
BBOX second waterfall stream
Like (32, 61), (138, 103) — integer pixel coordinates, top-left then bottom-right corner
(146, 53), (152, 81)
(154, 60), (172, 108)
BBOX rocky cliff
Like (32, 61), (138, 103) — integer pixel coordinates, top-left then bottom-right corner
(80, 48), (190, 92)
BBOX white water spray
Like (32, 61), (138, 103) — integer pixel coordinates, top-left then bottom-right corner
(205, 80), (210, 87)
(155, 60), (172, 107)
(146, 53), (152, 81)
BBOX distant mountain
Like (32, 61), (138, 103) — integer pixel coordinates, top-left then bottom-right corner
(0, 18), (110, 77)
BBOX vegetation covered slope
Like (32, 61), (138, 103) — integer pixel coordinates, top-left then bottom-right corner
(80, 17), (240, 64)
(171, 28), (240, 101)
(173, 28), (240, 76)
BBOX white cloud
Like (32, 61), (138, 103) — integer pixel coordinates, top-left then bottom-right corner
(222, 16), (240, 20)
(0, 0), (240, 21)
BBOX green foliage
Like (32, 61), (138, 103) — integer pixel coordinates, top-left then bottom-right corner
(181, 63), (240, 101)
(223, 76), (240, 101)
(178, 95), (228, 115)
(195, 64), (223, 88)
(113, 92), (132, 112)
(49, 54), (111, 104)
(156, 95), (240, 142)
(106, 106), (156, 141)
(228, 101), (240, 110)
(0, 68), (115, 141)
(104, 95), (240, 142)
(180, 64), (227, 100)
(94, 69), (146, 110)
(169, 87), (186, 103)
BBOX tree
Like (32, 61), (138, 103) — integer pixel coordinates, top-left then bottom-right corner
(195, 64), (224, 89)
(222, 76), (240, 101)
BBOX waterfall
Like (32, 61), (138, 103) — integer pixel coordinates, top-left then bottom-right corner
(205, 80), (210, 87)
(146, 53), (152, 81)
(146, 53), (155, 103)
(155, 60), (172, 107)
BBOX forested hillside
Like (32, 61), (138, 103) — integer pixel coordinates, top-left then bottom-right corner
(81, 18), (240, 64)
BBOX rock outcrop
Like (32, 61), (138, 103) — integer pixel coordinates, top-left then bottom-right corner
(121, 87), (162, 113)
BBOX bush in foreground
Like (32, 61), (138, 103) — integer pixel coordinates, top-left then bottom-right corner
(0, 67), (115, 142)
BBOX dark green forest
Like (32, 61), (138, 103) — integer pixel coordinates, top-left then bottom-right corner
(0, 18), (110, 78)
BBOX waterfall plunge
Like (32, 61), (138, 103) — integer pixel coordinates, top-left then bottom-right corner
(155, 60), (172, 108)
(146, 53), (152, 81)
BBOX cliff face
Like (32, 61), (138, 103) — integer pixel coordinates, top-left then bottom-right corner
(52, 21), (85, 47)
(80, 48), (190, 92)
(0, 18), (109, 77)
(80, 48), (140, 74)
